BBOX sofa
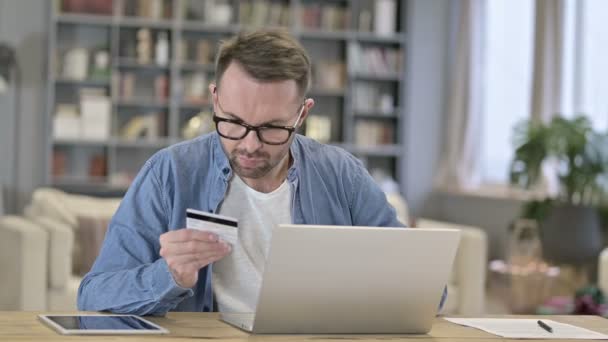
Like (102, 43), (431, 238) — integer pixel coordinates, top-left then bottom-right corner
(0, 188), (487, 315)
(598, 248), (608, 294)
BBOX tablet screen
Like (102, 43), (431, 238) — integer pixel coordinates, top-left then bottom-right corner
(44, 315), (162, 331)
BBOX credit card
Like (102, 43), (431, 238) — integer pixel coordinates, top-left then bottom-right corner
(186, 208), (238, 246)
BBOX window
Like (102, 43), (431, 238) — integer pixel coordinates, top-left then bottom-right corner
(480, 0), (535, 184)
(479, 0), (608, 185)
(577, 0), (608, 131)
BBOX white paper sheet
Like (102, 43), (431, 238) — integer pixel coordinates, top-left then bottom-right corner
(445, 318), (608, 339)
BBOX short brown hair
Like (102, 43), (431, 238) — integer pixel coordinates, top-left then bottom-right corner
(215, 29), (312, 98)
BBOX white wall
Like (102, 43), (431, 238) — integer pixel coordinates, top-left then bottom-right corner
(0, 0), (48, 213)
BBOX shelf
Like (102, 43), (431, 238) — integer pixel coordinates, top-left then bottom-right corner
(55, 13), (114, 26)
(179, 62), (215, 72)
(53, 138), (111, 146)
(300, 30), (351, 41)
(47, 1), (408, 195)
(115, 99), (169, 108)
(180, 103), (212, 111)
(51, 177), (129, 196)
(54, 137), (175, 150)
(336, 143), (403, 157)
(112, 138), (174, 148)
(115, 58), (170, 70)
(52, 175), (110, 187)
(181, 22), (240, 33)
(353, 109), (400, 119)
(308, 89), (346, 97)
(117, 17), (173, 29)
(55, 78), (111, 87)
(355, 32), (405, 44)
(353, 73), (401, 82)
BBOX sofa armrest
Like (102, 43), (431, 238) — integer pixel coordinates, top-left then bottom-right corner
(417, 219), (488, 315)
(0, 216), (49, 310)
(598, 248), (608, 294)
(32, 217), (74, 290)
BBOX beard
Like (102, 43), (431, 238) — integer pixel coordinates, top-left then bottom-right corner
(229, 149), (275, 179)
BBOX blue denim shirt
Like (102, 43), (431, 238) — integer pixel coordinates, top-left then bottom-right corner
(77, 133), (407, 315)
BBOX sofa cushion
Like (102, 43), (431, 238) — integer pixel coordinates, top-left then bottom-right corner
(24, 188), (120, 228)
(74, 215), (111, 276)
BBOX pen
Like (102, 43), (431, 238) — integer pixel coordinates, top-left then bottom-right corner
(537, 320), (553, 333)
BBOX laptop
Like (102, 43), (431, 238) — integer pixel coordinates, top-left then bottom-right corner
(220, 224), (461, 334)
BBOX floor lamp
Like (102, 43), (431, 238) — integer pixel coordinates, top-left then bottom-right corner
(0, 43), (19, 215)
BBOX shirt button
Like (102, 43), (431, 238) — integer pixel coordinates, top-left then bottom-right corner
(222, 168), (229, 175)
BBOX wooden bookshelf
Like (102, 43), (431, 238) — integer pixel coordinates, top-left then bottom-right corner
(46, 0), (407, 195)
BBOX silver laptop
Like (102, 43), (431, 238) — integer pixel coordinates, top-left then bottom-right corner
(220, 224), (461, 334)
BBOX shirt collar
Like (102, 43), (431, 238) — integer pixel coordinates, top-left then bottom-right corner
(211, 132), (301, 183)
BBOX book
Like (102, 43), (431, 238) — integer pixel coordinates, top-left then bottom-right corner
(80, 92), (111, 141)
(355, 120), (394, 146)
(305, 115), (332, 144)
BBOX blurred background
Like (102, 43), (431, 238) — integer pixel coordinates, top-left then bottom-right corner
(1, 0), (608, 317)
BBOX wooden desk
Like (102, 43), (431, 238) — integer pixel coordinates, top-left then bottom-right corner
(1, 312), (607, 341)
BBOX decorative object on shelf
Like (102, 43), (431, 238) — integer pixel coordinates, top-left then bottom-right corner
(374, 0), (396, 36)
(184, 72), (207, 105)
(155, 31), (169, 66)
(62, 47), (89, 80)
(379, 94), (394, 114)
(358, 8), (372, 32)
(314, 61), (345, 91)
(121, 114), (160, 140)
(196, 39), (213, 65)
(90, 50), (110, 80)
(353, 82), (395, 114)
(149, 0), (163, 19)
(510, 115), (608, 265)
(80, 89), (111, 141)
(355, 120), (394, 146)
(119, 72), (135, 99)
(211, 0), (234, 25)
(182, 111), (214, 140)
(131, 0), (164, 18)
(53, 104), (81, 139)
(300, 3), (348, 31)
(349, 44), (402, 76)
(61, 0), (113, 15)
(136, 28), (152, 65)
(89, 154), (108, 178)
(240, 0), (289, 27)
(305, 116), (331, 144)
(154, 74), (169, 101)
(52, 150), (68, 178)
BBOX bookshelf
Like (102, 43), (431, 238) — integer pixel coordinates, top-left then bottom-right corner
(46, 0), (407, 196)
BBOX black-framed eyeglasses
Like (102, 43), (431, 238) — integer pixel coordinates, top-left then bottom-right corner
(213, 93), (305, 145)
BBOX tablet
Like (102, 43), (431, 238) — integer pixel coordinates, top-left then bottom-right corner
(38, 314), (169, 335)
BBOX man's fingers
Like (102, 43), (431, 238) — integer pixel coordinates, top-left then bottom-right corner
(159, 229), (218, 244)
(165, 252), (228, 272)
(160, 240), (230, 257)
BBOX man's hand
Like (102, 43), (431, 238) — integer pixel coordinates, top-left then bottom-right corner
(159, 229), (232, 288)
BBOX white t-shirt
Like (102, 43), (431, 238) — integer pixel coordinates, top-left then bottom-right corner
(213, 175), (292, 313)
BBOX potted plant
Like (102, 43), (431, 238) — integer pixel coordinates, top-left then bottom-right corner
(509, 115), (608, 264)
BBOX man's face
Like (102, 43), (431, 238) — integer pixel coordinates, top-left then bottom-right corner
(210, 62), (313, 180)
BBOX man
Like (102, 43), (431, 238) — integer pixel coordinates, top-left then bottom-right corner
(77, 29), (404, 316)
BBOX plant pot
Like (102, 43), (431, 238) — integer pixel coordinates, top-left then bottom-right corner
(539, 204), (603, 265)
